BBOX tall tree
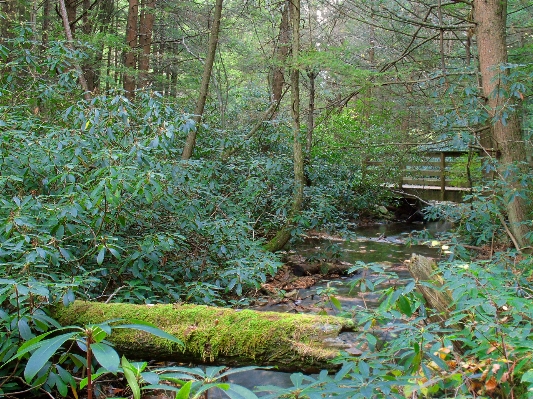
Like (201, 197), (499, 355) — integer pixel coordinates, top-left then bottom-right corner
(473, 0), (532, 249)
(58, 0), (91, 101)
(265, 0), (304, 252)
(138, 0), (156, 88)
(41, 0), (51, 46)
(181, 0), (224, 160)
(272, 0), (290, 104)
(124, 0), (139, 98)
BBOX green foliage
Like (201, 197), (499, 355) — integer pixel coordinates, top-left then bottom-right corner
(0, 34), (284, 304)
(0, 278), (182, 397)
(270, 251), (532, 398)
(145, 365), (260, 399)
(424, 157), (533, 248)
(447, 153), (482, 187)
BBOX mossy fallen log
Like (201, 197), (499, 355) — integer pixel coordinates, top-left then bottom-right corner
(52, 301), (356, 372)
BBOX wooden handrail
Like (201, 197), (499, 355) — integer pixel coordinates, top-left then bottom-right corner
(364, 151), (472, 199)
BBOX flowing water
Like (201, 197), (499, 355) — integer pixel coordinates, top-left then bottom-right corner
(209, 222), (449, 397)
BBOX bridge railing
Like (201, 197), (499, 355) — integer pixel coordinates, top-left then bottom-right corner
(364, 151), (472, 201)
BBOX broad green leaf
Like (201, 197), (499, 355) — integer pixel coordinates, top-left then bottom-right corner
(18, 318), (34, 340)
(122, 356), (141, 399)
(14, 327), (76, 362)
(224, 384), (259, 399)
(205, 366), (226, 379)
(397, 295), (412, 317)
(56, 364), (75, 387)
(141, 371), (160, 385)
(91, 343), (120, 373)
(522, 370), (533, 383)
(96, 247), (105, 265)
(330, 296), (342, 311)
(24, 332), (77, 382)
(175, 380), (192, 399)
(218, 366), (265, 378)
(91, 325), (108, 343)
(143, 384), (181, 392)
(194, 382), (227, 398)
(56, 374), (68, 397)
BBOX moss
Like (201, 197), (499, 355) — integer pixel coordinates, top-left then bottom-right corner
(52, 301), (355, 370)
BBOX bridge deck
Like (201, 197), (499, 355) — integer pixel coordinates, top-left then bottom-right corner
(367, 151), (474, 202)
(393, 185), (469, 202)
(400, 184), (469, 191)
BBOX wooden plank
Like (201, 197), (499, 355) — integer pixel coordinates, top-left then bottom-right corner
(402, 178), (441, 185)
(402, 170), (442, 177)
(406, 161), (442, 168)
(422, 151), (469, 157)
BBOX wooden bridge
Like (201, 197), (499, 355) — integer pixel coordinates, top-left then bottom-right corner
(365, 151), (473, 202)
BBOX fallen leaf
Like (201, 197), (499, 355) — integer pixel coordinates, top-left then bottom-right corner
(485, 376), (498, 391)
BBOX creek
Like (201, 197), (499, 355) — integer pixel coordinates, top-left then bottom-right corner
(210, 221), (449, 397)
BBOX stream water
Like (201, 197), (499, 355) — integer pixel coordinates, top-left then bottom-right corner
(210, 221), (449, 397)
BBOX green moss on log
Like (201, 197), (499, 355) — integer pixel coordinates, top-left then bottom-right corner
(52, 301), (355, 371)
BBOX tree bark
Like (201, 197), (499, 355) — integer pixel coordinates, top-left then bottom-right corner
(407, 255), (463, 354)
(272, 0), (290, 104)
(51, 301), (356, 372)
(265, 0), (303, 252)
(138, 0), (156, 89)
(82, 0), (97, 92)
(42, 0), (51, 46)
(181, 0), (224, 160)
(58, 0), (92, 101)
(124, 0), (139, 99)
(306, 68), (317, 158)
(473, 0), (532, 249)
(407, 255), (454, 325)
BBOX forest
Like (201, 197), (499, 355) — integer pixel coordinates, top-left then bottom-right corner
(1, 0), (533, 397)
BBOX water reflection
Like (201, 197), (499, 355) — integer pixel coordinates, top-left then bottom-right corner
(297, 221), (445, 265)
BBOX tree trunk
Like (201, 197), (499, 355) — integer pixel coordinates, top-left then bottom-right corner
(408, 255), (463, 354)
(58, 0), (91, 101)
(181, 0), (224, 160)
(407, 255), (454, 325)
(272, 0), (290, 104)
(91, 0), (115, 93)
(41, 0), (51, 46)
(265, 0), (303, 252)
(82, 0), (97, 92)
(306, 70), (316, 156)
(51, 301), (356, 372)
(138, 0), (156, 89)
(66, 0), (77, 35)
(473, 0), (532, 249)
(124, 0), (139, 99)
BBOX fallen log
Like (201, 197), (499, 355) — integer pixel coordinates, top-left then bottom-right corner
(52, 301), (356, 372)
